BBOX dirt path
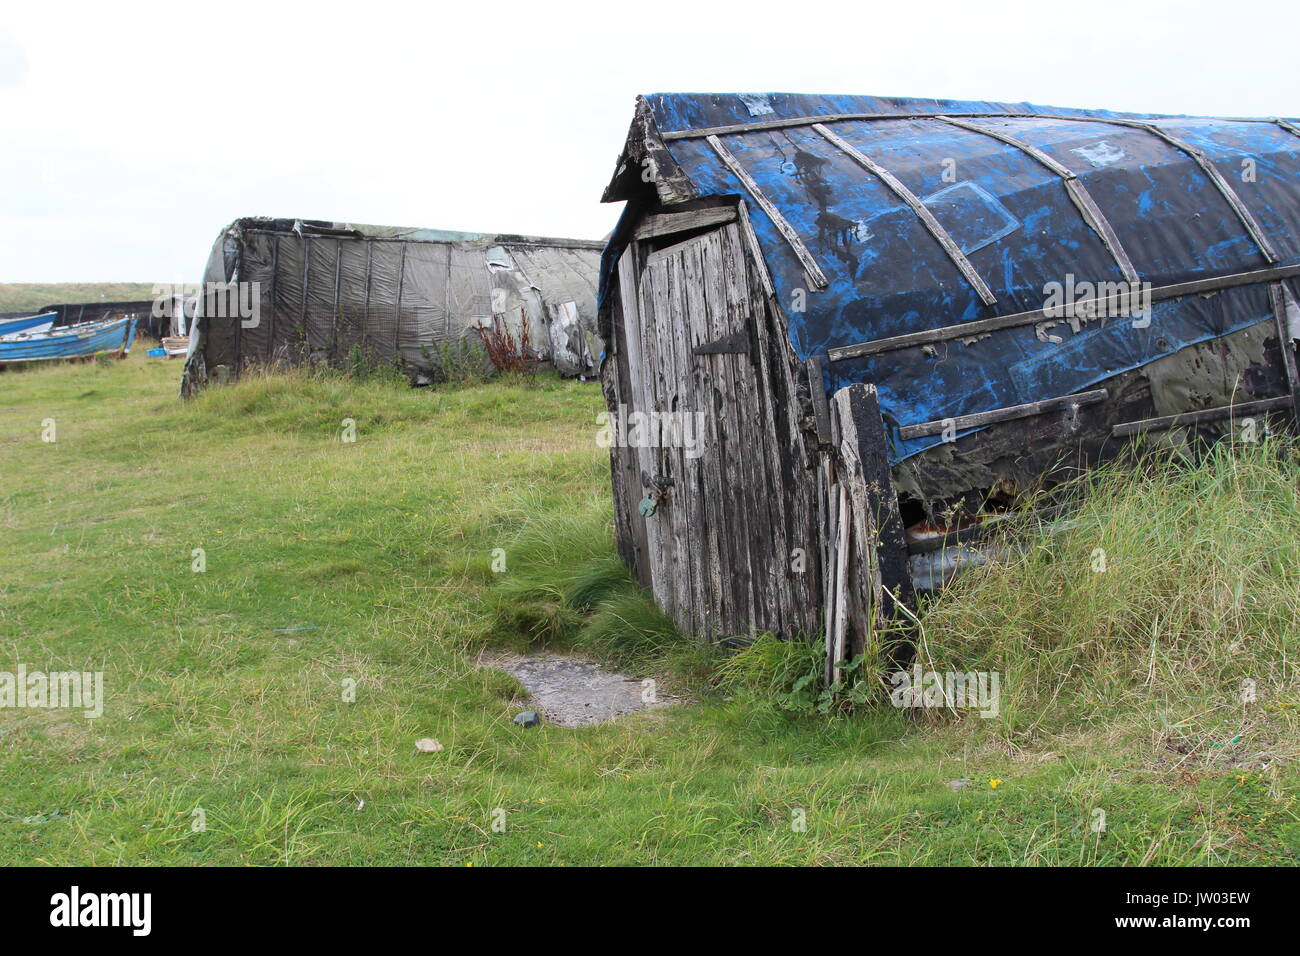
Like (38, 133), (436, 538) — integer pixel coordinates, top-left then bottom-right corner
(479, 652), (682, 727)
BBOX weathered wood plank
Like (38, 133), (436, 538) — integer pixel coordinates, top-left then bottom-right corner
(723, 222), (786, 636)
(807, 356), (832, 447)
(675, 242), (711, 639)
(647, 251), (682, 627)
(899, 388), (1109, 440)
(1269, 283), (1300, 421)
(743, 240), (797, 636)
(705, 226), (759, 632)
(636, 251), (673, 619)
(664, 250), (698, 636)
(615, 245), (651, 589)
(736, 200), (775, 298)
(684, 236), (729, 637)
(822, 470), (839, 684)
(831, 384), (915, 658)
(831, 483), (851, 684)
(1111, 395), (1293, 437)
(634, 205), (737, 241)
(695, 231), (743, 634)
(767, 298), (823, 636)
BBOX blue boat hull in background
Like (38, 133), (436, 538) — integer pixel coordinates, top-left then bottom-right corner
(0, 316), (137, 364)
(0, 312), (57, 338)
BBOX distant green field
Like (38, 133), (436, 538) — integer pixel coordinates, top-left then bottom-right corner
(0, 283), (163, 313)
(0, 355), (1296, 865)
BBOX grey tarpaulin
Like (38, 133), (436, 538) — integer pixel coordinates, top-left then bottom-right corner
(182, 217), (605, 393)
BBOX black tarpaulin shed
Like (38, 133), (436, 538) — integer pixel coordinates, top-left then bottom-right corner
(183, 217), (605, 391)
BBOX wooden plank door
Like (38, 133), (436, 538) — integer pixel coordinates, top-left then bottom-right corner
(631, 221), (790, 641)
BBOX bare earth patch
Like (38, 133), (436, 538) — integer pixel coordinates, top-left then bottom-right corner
(479, 652), (682, 727)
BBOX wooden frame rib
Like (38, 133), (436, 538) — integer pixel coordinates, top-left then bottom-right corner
(1274, 118), (1300, 139)
(898, 389), (1108, 440)
(1046, 116), (1278, 263)
(705, 134), (828, 291)
(1111, 395), (1292, 438)
(933, 116), (1140, 284)
(827, 263), (1300, 362)
(662, 111), (1297, 142)
(735, 200), (775, 298)
(811, 122), (997, 306)
(1268, 282), (1300, 420)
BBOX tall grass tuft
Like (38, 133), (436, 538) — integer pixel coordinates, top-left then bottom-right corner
(920, 437), (1300, 751)
(484, 491), (712, 679)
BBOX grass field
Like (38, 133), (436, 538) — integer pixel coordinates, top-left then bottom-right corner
(1, 353), (1297, 865)
(0, 284), (163, 314)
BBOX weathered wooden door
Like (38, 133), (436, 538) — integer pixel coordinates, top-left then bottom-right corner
(613, 219), (817, 642)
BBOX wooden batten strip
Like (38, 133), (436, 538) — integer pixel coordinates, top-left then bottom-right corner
(1052, 116), (1279, 263)
(735, 200), (775, 298)
(828, 262), (1300, 362)
(1111, 395), (1292, 438)
(662, 110), (1292, 143)
(934, 115), (1074, 177)
(944, 113), (1279, 265)
(934, 116), (1141, 285)
(1268, 283), (1300, 420)
(806, 355), (833, 446)
(705, 134), (828, 291)
(898, 388), (1109, 440)
(812, 122), (997, 307)
(822, 467), (839, 684)
(1063, 179), (1142, 284)
(1274, 118), (1300, 139)
(831, 483), (850, 685)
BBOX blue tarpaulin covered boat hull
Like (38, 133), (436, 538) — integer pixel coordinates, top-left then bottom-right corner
(598, 92), (1300, 646)
(0, 316), (137, 364)
(601, 93), (1300, 464)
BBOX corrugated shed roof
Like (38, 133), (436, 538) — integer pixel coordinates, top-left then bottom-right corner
(603, 93), (1300, 462)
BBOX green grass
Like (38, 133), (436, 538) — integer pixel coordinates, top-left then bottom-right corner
(0, 283), (163, 313)
(1, 355), (1296, 865)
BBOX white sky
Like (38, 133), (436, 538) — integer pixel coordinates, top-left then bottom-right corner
(2, 0), (1298, 282)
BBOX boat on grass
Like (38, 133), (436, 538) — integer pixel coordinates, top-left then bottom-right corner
(0, 312), (57, 339)
(0, 315), (137, 365)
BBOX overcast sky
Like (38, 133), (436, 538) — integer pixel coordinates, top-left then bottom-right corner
(2, 0), (1297, 282)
